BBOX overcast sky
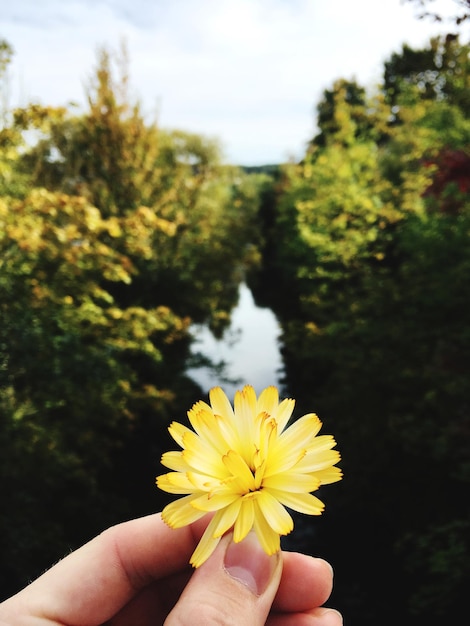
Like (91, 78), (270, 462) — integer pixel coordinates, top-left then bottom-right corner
(1, 0), (461, 165)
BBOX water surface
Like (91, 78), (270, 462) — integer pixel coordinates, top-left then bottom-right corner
(188, 283), (283, 398)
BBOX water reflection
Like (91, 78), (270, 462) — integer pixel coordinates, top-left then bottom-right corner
(188, 283), (283, 397)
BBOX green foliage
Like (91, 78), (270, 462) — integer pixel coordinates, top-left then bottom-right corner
(0, 188), (190, 592)
(254, 35), (470, 626)
(384, 36), (470, 112)
(17, 46), (163, 214)
(0, 40), (263, 596)
(0, 41), (34, 198)
(12, 45), (261, 333)
(311, 79), (380, 147)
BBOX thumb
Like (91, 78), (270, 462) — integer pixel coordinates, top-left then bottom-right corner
(165, 531), (282, 626)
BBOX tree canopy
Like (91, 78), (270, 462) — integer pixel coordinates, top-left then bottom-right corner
(0, 42), (265, 595)
(251, 33), (470, 626)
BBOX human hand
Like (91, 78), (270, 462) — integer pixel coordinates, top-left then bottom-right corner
(0, 512), (342, 625)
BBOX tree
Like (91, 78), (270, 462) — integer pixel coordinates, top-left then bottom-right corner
(0, 188), (194, 595)
(0, 40), (33, 197)
(384, 35), (470, 113)
(405, 0), (470, 25)
(0, 43), (263, 596)
(0, 39), (13, 86)
(252, 35), (470, 625)
(310, 79), (379, 148)
(15, 44), (261, 333)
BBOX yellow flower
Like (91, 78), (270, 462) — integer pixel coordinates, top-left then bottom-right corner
(156, 385), (342, 567)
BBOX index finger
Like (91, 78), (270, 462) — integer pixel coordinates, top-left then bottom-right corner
(0, 513), (207, 625)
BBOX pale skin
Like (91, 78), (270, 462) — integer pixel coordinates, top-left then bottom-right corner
(0, 512), (343, 626)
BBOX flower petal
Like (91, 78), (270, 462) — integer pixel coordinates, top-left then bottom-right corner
(211, 498), (242, 538)
(156, 472), (196, 494)
(187, 403), (231, 456)
(268, 489), (325, 515)
(191, 491), (239, 512)
(262, 472), (321, 493)
(222, 450), (256, 492)
(235, 385), (257, 420)
(256, 385), (279, 417)
(160, 450), (190, 472)
(187, 400), (213, 427)
(182, 447), (227, 478)
(315, 466), (343, 484)
(265, 414), (325, 476)
(257, 417), (277, 471)
(209, 387), (240, 450)
(278, 413), (322, 450)
(168, 421), (193, 448)
(234, 386), (257, 458)
(233, 496), (255, 542)
(264, 447), (306, 477)
(274, 399), (296, 433)
(295, 449), (341, 473)
(190, 514), (223, 567)
(257, 490), (294, 535)
(209, 386), (235, 420)
(161, 494), (206, 527)
(186, 471), (225, 492)
(308, 434), (338, 452)
(253, 499), (281, 555)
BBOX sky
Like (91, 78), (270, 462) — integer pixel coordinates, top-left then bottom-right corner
(1, 0), (463, 165)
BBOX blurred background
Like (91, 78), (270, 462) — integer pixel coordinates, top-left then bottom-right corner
(1, 1), (469, 624)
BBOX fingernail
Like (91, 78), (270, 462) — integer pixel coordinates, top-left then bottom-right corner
(318, 607), (343, 624)
(224, 532), (279, 596)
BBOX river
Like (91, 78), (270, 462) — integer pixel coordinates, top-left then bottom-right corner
(187, 283), (283, 399)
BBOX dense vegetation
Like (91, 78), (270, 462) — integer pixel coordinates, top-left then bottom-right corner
(0, 43), (265, 596)
(1, 29), (469, 626)
(250, 34), (470, 626)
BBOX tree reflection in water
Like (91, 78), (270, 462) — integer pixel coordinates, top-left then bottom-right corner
(187, 282), (283, 397)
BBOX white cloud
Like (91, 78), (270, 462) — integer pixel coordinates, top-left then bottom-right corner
(1, 0), (455, 164)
